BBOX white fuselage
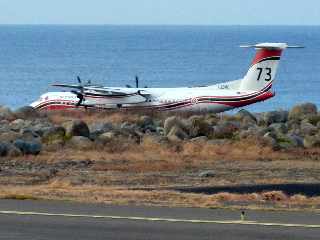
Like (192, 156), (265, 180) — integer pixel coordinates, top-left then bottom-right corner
(30, 78), (274, 113)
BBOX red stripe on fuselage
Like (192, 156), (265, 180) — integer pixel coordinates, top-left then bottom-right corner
(251, 49), (282, 66)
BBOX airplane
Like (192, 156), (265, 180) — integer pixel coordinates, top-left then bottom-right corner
(30, 42), (302, 113)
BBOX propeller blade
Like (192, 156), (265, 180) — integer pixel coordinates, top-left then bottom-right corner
(71, 90), (84, 106)
(135, 75), (139, 88)
(77, 76), (82, 84)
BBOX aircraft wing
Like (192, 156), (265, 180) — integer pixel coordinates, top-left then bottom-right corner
(52, 83), (83, 89)
(85, 86), (151, 97)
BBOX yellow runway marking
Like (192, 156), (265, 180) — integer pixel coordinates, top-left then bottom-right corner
(0, 210), (319, 229)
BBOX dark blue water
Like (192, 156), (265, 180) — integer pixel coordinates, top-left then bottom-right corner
(0, 25), (318, 112)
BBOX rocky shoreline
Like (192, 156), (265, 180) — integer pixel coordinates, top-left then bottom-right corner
(0, 102), (319, 157)
(0, 103), (320, 209)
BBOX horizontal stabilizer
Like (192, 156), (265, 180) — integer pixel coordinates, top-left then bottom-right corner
(240, 43), (304, 50)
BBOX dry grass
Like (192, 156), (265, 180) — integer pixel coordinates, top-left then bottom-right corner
(0, 184), (319, 211)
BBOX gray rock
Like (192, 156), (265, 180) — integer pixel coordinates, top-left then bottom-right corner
(263, 110), (288, 125)
(156, 127), (165, 135)
(260, 132), (279, 150)
(212, 121), (240, 139)
(96, 131), (116, 145)
(89, 122), (113, 138)
(187, 115), (212, 138)
(276, 134), (303, 149)
(167, 125), (189, 142)
(7, 144), (22, 157)
(137, 116), (154, 129)
(199, 170), (215, 178)
(9, 119), (27, 131)
(238, 126), (263, 139)
(300, 121), (318, 136)
(20, 129), (41, 142)
(269, 123), (288, 134)
(63, 120), (90, 138)
(14, 139), (42, 155)
(42, 126), (66, 144)
(14, 106), (39, 119)
(164, 116), (186, 136)
(0, 106), (15, 121)
(31, 122), (54, 136)
(289, 103), (318, 120)
(303, 135), (320, 148)
(119, 123), (141, 141)
(67, 136), (94, 150)
(286, 134), (304, 148)
(0, 143), (9, 157)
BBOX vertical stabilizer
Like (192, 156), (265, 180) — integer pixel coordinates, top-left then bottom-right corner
(239, 43), (289, 92)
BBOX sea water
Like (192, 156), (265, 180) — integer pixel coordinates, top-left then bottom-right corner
(0, 25), (318, 112)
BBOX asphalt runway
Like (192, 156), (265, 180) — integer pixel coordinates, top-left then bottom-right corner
(0, 200), (319, 240)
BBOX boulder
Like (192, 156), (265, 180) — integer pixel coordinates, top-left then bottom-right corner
(30, 121), (54, 136)
(289, 103), (317, 120)
(20, 129), (41, 142)
(204, 114), (219, 126)
(0, 106), (15, 121)
(303, 135), (320, 148)
(286, 134), (304, 148)
(300, 121), (318, 136)
(212, 121), (240, 139)
(63, 120), (90, 138)
(14, 139), (42, 155)
(164, 116), (186, 136)
(268, 123), (288, 134)
(156, 127), (165, 135)
(167, 125), (189, 142)
(14, 106), (39, 119)
(276, 134), (303, 149)
(95, 131), (117, 145)
(7, 144), (22, 157)
(238, 126), (263, 139)
(119, 122), (142, 141)
(263, 110), (288, 125)
(0, 143), (9, 157)
(67, 136), (94, 150)
(187, 115), (212, 138)
(260, 132), (279, 150)
(89, 122), (113, 139)
(9, 119), (28, 131)
(137, 115), (154, 129)
(304, 114), (320, 126)
(42, 126), (66, 144)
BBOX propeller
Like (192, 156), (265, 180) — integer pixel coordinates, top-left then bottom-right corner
(74, 76), (85, 106)
(77, 76), (82, 84)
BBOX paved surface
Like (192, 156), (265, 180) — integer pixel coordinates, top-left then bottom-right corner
(0, 200), (319, 239)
